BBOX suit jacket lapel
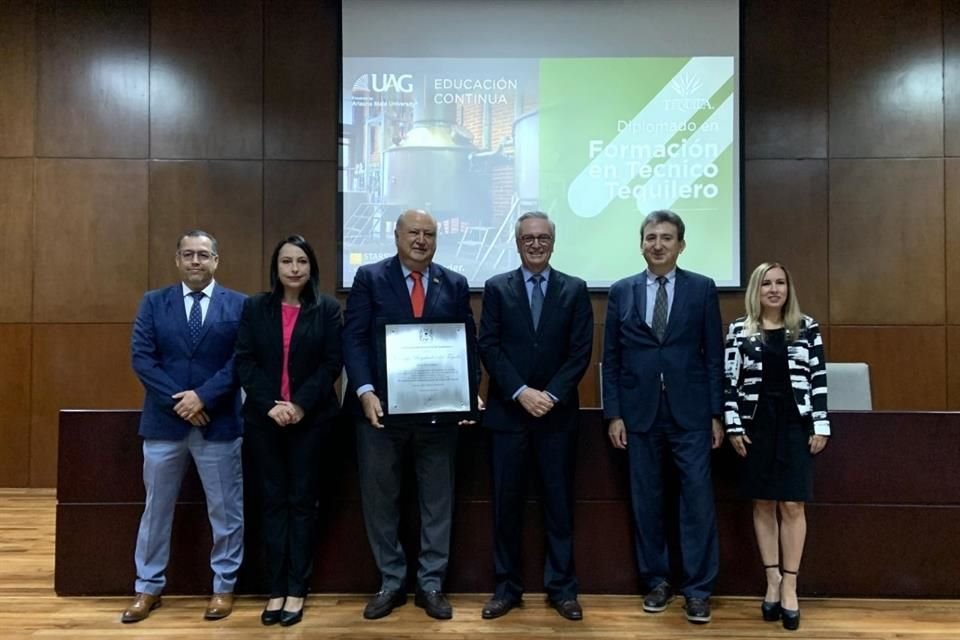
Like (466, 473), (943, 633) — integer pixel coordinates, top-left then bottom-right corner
(509, 269), (536, 335)
(422, 263), (443, 318)
(632, 275), (652, 334)
(538, 270), (564, 336)
(663, 269), (687, 342)
(386, 257), (414, 319)
(165, 285), (193, 353)
(193, 285), (221, 350)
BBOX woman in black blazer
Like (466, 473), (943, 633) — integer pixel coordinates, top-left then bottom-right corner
(235, 235), (342, 626)
(723, 262), (829, 632)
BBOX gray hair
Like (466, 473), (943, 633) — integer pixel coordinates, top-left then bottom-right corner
(641, 210), (685, 242)
(176, 230), (219, 255)
(514, 211), (556, 240)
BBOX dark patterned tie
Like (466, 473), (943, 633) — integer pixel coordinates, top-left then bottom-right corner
(530, 274), (544, 330)
(188, 291), (204, 346)
(652, 276), (668, 342)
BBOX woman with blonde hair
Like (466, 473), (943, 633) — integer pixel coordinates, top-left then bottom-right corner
(723, 262), (830, 631)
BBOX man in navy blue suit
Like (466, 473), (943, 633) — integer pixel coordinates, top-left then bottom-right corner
(602, 210), (724, 624)
(343, 209), (479, 621)
(121, 231), (246, 624)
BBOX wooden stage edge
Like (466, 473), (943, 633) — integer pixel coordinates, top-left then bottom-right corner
(4, 489), (960, 639)
(55, 410), (960, 599)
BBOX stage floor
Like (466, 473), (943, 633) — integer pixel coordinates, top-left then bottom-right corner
(4, 489), (959, 639)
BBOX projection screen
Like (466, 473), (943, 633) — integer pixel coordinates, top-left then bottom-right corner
(340, 0), (742, 288)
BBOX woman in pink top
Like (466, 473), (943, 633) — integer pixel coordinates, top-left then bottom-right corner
(235, 236), (342, 627)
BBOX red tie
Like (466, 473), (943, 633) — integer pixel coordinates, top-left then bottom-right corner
(410, 271), (425, 318)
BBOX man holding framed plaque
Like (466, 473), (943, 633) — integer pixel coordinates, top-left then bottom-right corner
(478, 212), (594, 621)
(343, 209), (480, 621)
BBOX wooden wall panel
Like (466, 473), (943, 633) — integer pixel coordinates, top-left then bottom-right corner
(34, 159), (147, 322)
(744, 159), (829, 323)
(0, 325), (31, 486)
(947, 159), (960, 322)
(829, 0), (943, 158)
(148, 160), (263, 294)
(829, 159), (944, 324)
(0, 159), (33, 323)
(150, 0), (263, 159)
(949, 326), (960, 409)
(31, 324), (143, 487)
(830, 326), (946, 410)
(0, 0), (36, 157)
(742, 0), (828, 159)
(946, 0), (960, 156)
(264, 0), (339, 160)
(263, 161), (338, 292)
(36, 0), (148, 158)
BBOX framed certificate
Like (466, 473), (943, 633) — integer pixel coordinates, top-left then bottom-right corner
(376, 319), (479, 425)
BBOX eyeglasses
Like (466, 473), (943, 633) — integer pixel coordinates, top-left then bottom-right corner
(520, 234), (553, 246)
(177, 250), (216, 262)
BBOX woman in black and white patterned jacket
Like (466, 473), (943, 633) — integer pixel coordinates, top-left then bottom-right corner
(724, 262), (829, 632)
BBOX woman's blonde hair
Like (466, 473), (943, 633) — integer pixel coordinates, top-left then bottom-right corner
(743, 262), (803, 338)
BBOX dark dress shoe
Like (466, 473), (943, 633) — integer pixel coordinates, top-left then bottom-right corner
(761, 599), (782, 621)
(684, 597), (712, 624)
(415, 589), (453, 620)
(261, 607), (283, 626)
(782, 607), (800, 630)
(481, 596), (519, 619)
(643, 582), (674, 613)
(551, 598), (583, 621)
(121, 593), (162, 623)
(363, 589), (407, 620)
(280, 608), (304, 627)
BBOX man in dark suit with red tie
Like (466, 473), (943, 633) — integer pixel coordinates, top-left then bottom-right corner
(478, 212), (593, 621)
(603, 210), (725, 625)
(343, 209), (479, 621)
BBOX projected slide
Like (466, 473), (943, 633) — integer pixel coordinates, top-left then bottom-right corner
(340, 56), (737, 288)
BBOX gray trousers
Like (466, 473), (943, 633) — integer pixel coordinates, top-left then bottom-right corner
(355, 418), (458, 592)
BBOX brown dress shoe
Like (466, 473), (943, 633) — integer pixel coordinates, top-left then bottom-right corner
(121, 593), (162, 623)
(204, 592), (235, 620)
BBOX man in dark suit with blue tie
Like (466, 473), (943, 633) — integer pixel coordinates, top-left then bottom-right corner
(602, 210), (724, 625)
(343, 209), (479, 621)
(478, 212), (593, 621)
(121, 231), (246, 624)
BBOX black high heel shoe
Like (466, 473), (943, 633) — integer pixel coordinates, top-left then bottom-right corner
(280, 598), (305, 627)
(280, 608), (303, 626)
(780, 569), (800, 631)
(261, 599), (284, 626)
(761, 564), (781, 621)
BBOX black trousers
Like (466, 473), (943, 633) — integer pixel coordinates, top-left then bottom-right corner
(246, 420), (325, 598)
(491, 427), (578, 602)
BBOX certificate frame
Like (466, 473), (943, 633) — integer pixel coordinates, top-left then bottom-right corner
(376, 318), (479, 425)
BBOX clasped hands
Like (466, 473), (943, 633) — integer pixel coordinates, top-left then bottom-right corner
(172, 390), (209, 427)
(267, 400), (305, 427)
(518, 388), (554, 418)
